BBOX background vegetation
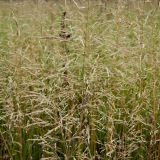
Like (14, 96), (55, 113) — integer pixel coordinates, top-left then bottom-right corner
(0, 0), (160, 159)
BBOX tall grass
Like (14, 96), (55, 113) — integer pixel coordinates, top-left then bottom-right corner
(0, 0), (160, 159)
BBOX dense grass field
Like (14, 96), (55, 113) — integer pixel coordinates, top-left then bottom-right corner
(0, 1), (160, 159)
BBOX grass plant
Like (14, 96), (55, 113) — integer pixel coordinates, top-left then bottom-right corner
(0, 0), (160, 159)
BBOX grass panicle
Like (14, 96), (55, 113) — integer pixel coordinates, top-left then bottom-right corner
(0, 0), (160, 159)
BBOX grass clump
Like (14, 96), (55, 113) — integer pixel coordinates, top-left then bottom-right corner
(0, 1), (160, 159)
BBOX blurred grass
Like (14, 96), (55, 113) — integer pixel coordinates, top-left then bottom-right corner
(0, 1), (160, 159)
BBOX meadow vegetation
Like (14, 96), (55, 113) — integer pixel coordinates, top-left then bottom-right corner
(0, 0), (160, 159)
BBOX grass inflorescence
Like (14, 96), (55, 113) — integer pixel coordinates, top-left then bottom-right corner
(0, 1), (160, 159)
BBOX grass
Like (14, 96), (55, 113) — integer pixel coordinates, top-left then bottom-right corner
(0, 0), (160, 159)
